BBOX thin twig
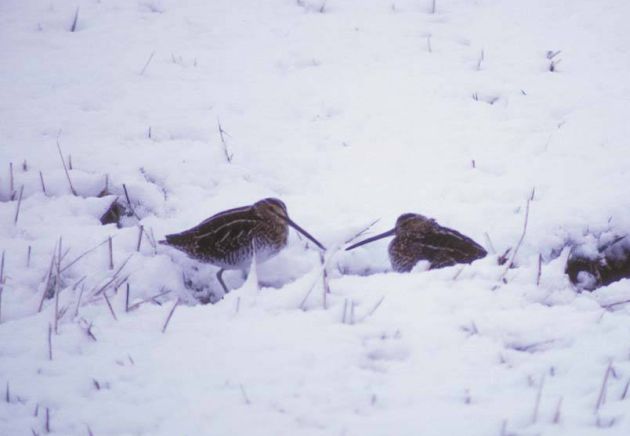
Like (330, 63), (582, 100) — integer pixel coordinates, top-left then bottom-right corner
(102, 291), (118, 321)
(74, 284), (85, 317)
(92, 254), (133, 296)
(161, 299), (180, 333)
(108, 236), (114, 270)
(553, 396), (563, 423)
(45, 407), (50, 433)
(56, 133), (77, 196)
(60, 237), (111, 273)
(140, 51), (155, 75)
(358, 296), (386, 322)
(125, 283), (130, 312)
(344, 219), (380, 245)
(38, 242), (59, 312)
(532, 374), (545, 423)
(595, 361), (613, 412)
(122, 184), (141, 219)
(9, 162), (15, 199)
(13, 185), (24, 224)
(136, 225), (144, 251)
(39, 171), (47, 195)
(70, 7), (79, 32)
(128, 289), (171, 311)
(53, 238), (62, 333)
(536, 253), (542, 286)
(26, 245), (31, 268)
(240, 384), (251, 405)
(499, 196), (531, 282)
(484, 232), (497, 254)
(621, 378), (630, 400)
(217, 119), (233, 163)
(47, 324), (53, 360)
(452, 265), (465, 280)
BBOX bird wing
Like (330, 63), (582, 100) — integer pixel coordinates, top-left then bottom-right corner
(193, 210), (261, 257)
(419, 226), (487, 268)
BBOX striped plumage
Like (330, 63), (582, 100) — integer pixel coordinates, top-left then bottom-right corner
(346, 213), (487, 272)
(160, 198), (324, 293)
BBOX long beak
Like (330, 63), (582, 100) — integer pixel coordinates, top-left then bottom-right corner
(273, 212), (326, 251)
(345, 228), (396, 251)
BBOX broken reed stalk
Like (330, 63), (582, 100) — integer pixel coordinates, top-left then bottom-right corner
(359, 296), (386, 322)
(56, 134), (77, 196)
(38, 242), (59, 312)
(532, 374), (545, 423)
(39, 171), (47, 195)
(483, 232), (497, 254)
(122, 184), (141, 219)
(136, 225), (144, 251)
(60, 237), (111, 274)
(349, 301), (355, 324)
(47, 324), (53, 360)
(93, 254), (133, 296)
(141, 227), (158, 254)
(344, 219), (380, 245)
(217, 119), (233, 163)
(536, 253), (542, 286)
(553, 397), (563, 424)
(108, 236), (114, 270)
(341, 299), (348, 323)
(14, 185), (24, 224)
(70, 7), (79, 32)
(45, 407), (50, 433)
(595, 361), (613, 412)
(319, 252), (330, 309)
(161, 299), (180, 333)
(140, 51), (155, 75)
(476, 49), (484, 71)
(102, 291), (118, 320)
(431, 0), (436, 14)
(125, 283), (130, 312)
(499, 196), (532, 282)
(74, 284), (85, 317)
(8, 162), (15, 199)
(127, 289), (171, 311)
(26, 245), (31, 268)
(54, 238), (62, 333)
(239, 384), (251, 405)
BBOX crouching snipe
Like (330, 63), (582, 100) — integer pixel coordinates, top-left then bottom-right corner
(346, 213), (486, 272)
(160, 198), (325, 293)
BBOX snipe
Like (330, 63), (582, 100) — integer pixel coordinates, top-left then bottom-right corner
(346, 213), (487, 272)
(160, 198), (325, 293)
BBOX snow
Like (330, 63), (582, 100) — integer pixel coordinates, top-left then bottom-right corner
(1, 0), (630, 434)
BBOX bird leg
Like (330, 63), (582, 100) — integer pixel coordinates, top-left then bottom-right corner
(216, 268), (229, 294)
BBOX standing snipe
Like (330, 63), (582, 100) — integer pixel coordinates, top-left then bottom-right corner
(160, 198), (325, 293)
(346, 213), (487, 272)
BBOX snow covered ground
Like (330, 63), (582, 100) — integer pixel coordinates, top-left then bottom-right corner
(2, 0), (630, 434)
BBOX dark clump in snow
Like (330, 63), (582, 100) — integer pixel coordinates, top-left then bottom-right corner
(566, 235), (630, 291)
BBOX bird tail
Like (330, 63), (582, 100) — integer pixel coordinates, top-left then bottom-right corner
(160, 233), (188, 248)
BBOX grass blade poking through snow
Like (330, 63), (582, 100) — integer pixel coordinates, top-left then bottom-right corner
(56, 133), (77, 196)
(162, 299), (180, 333)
